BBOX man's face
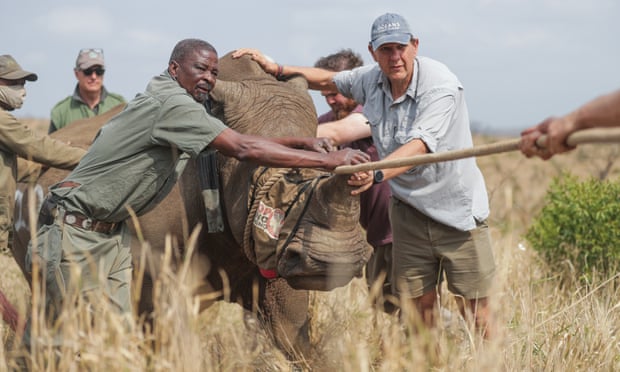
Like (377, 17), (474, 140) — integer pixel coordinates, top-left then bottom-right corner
(321, 89), (359, 120)
(75, 65), (104, 95)
(169, 48), (219, 103)
(369, 38), (418, 85)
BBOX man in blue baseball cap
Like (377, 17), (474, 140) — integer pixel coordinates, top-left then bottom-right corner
(369, 12), (414, 51)
(234, 12), (496, 338)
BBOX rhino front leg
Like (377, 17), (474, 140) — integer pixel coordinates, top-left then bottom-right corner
(261, 277), (310, 358)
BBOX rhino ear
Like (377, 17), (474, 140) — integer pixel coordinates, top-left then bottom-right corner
(210, 79), (246, 121)
(286, 75), (309, 91)
(210, 79), (232, 102)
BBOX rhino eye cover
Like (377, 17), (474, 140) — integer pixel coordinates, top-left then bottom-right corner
(246, 168), (370, 291)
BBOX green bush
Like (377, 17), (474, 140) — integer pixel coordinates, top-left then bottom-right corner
(525, 173), (620, 280)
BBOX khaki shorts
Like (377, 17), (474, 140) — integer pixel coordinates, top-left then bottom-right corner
(390, 198), (495, 300)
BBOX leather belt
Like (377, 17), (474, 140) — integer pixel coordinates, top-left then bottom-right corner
(62, 210), (119, 234)
(55, 181), (81, 189)
(47, 182), (118, 234)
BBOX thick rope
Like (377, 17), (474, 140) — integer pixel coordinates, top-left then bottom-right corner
(243, 168), (289, 263)
(334, 127), (620, 174)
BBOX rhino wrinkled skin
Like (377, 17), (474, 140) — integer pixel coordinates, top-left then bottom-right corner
(11, 52), (370, 356)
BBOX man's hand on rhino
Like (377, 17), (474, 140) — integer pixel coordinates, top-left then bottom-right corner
(324, 148), (369, 171)
(310, 137), (335, 153)
(232, 48), (277, 75)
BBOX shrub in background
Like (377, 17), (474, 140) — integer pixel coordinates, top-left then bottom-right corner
(525, 173), (620, 280)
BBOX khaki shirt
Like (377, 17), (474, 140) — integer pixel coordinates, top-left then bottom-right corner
(0, 109), (86, 250)
(53, 71), (228, 222)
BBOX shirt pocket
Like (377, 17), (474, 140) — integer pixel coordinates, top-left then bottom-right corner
(363, 110), (382, 129)
(393, 112), (417, 146)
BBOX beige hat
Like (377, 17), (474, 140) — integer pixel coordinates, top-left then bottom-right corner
(75, 48), (105, 70)
(0, 55), (38, 81)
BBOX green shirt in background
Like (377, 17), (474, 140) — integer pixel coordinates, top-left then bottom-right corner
(51, 70), (228, 222)
(49, 85), (125, 133)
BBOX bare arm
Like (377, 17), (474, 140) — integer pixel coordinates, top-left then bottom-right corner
(316, 113), (372, 145)
(520, 89), (620, 159)
(347, 138), (428, 195)
(232, 48), (338, 91)
(270, 136), (334, 153)
(210, 128), (369, 171)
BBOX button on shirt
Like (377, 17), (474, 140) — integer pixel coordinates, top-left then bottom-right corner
(51, 70), (228, 222)
(333, 56), (489, 231)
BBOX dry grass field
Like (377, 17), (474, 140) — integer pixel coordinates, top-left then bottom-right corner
(1, 118), (619, 371)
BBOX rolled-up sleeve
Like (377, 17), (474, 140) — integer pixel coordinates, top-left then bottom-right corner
(333, 65), (377, 104)
(409, 89), (457, 153)
(152, 96), (227, 157)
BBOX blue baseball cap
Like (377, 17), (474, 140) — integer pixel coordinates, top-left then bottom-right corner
(369, 13), (413, 51)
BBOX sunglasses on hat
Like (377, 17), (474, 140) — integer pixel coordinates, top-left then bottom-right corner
(81, 67), (105, 76)
(80, 48), (104, 55)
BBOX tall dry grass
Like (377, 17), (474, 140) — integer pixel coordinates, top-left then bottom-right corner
(1, 125), (619, 371)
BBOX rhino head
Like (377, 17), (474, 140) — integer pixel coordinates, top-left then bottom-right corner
(209, 52), (371, 290)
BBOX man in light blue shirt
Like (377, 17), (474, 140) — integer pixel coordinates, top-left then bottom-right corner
(234, 12), (495, 338)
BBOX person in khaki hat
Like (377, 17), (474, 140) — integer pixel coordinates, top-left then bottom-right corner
(234, 12), (495, 338)
(0, 54), (86, 255)
(49, 48), (125, 133)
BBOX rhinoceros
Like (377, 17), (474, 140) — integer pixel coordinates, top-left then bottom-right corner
(9, 52), (372, 355)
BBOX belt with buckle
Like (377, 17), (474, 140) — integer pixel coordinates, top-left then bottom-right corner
(62, 211), (119, 234)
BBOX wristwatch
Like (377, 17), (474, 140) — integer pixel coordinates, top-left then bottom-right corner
(373, 169), (385, 184)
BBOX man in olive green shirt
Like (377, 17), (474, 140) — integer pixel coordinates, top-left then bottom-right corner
(27, 39), (369, 339)
(49, 48), (125, 133)
(0, 55), (85, 255)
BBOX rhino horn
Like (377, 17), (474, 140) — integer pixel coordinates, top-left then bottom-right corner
(311, 174), (360, 226)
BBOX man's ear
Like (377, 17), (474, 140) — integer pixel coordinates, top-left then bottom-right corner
(168, 60), (179, 79)
(367, 44), (378, 63)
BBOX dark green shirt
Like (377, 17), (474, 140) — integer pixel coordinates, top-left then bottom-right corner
(52, 71), (228, 222)
(49, 85), (126, 133)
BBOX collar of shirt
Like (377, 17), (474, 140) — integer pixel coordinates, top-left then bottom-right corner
(72, 84), (109, 106)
